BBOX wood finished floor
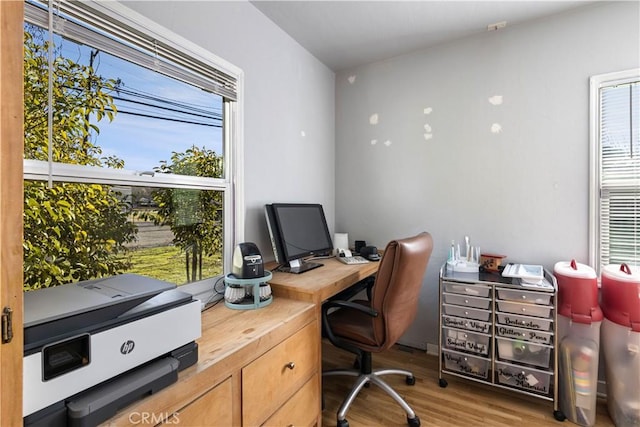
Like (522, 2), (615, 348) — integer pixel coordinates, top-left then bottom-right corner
(321, 340), (614, 427)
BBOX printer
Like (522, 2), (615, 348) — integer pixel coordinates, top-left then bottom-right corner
(23, 274), (201, 426)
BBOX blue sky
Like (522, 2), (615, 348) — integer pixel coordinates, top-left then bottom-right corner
(60, 35), (224, 172)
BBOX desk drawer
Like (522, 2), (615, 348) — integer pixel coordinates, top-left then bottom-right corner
(443, 292), (491, 309)
(242, 321), (317, 426)
(262, 373), (319, 427)
(496, 337), (553, 369)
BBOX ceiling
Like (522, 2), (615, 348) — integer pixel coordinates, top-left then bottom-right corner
(250, 1), (599, 72)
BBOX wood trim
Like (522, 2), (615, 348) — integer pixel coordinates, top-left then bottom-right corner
(0, 1), (24, 425)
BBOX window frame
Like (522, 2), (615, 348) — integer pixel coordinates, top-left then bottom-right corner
(589, 68), (640, 275)
(23, 0), (245, 279)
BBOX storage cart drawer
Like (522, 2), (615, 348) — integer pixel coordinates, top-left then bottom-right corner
(496, 313), (553, 331)
(496, 337), (553, 369)
(442, 349), (490, 380)
(497, 300), (553, 318)
(442, 304), (490, 321)
(497, 288), (552, 305)
(495, 361), (553, 396)
(443, 327), (491, 356)
(496, 324), (553, 345)
(443, 292), (491, 309)
(443, 282), (491, 298)
(442, 315), (491, 334)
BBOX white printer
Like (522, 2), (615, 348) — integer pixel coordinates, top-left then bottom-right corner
(23, 274), (201, 426)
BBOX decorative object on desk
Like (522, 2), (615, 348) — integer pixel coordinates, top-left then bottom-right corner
(480, 253), (507, 272)
(354, 240), (366, 254)
(232, 242), (264, 279)
(446, 235), (480, 273)
(224, 271), (273, 310)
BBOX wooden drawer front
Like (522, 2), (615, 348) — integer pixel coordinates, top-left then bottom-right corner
(172, 377), (233, 426)
(261, 373), (319, 427)
(242, 321), (317, 426)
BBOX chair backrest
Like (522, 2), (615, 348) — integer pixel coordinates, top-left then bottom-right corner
(370, 232), (433, 348)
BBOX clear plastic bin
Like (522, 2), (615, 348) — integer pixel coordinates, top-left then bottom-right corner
(496, 324), (554, 345)
(443, 327), (491, 356)
(497, 288), (552, 305)
(495, 361), (553, 395)
(496, 336), (553, 369)
(442, 303), (490, 321)
(444, 282), (491, 298)
(496, 312), (554, 331)
(443, 292), (491, 309)
(442, 349), (489, 380)
(442, 315), (491, 334)
(554, 259), (602, 427)
(497, 300), (553, 318)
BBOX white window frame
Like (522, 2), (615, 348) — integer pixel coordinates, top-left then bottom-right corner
(589, 68), (640, 274)
(23, 0), (245, 276)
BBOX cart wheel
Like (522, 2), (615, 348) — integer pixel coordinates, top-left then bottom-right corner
(406, 375), (416, 386)
(553, 410), (566, 422)
(407, 415), (421, 427)
(337, 419), (349, 427)
(438, 378), (448, 388)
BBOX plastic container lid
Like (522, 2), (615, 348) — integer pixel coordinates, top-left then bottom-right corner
(553, 259), (597, 279)
(554, 259), (602, 324)
(601, 263), (640, 331)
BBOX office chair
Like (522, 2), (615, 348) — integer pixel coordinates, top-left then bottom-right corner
(322, 232), (433, 427)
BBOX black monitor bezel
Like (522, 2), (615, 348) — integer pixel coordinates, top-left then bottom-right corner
(268, 203), (333, 263)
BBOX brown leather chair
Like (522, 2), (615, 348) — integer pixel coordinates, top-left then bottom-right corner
(322, 232), (434, 427)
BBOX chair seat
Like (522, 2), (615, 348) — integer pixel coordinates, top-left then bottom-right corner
(327, 300), (381, 349)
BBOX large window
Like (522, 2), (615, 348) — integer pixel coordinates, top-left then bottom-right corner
(590, 69), (640, 274)
(23, 0), (242, 291)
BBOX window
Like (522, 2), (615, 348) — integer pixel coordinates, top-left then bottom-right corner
(23, 0), (242, 291)
(590, 69), (640, 274)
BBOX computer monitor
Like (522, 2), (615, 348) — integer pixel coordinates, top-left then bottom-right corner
(264, 203), (333, 274)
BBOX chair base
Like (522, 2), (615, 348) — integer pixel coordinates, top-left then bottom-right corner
(323, 367), (420, 426)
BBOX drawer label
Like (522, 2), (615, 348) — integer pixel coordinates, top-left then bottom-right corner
(446, 337), (487, 354)
(444, 352), (486, 376)
(497, 367), (549, 394)
(497, 326), (550, 343)
(500, 316), (542, 329)
(443, 317), (490, 333)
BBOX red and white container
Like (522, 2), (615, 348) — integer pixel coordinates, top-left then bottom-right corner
(554, 260), (603, 427)
(601, 263), (640, 427)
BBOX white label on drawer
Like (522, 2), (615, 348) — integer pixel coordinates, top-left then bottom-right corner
(526, 374), (539, 386)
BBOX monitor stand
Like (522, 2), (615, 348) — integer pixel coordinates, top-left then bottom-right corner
(279, 258), (323, 274)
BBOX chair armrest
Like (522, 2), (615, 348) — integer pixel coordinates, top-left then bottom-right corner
(322, 300), (378, 317)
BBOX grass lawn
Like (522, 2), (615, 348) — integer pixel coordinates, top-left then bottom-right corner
(126, 245), (223, 285)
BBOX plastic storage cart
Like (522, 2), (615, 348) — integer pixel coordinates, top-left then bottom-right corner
(554, 260), (603, 427)
(601, 263), (640, 427)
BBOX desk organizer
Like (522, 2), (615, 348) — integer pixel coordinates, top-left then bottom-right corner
(224, 271), (273, 310)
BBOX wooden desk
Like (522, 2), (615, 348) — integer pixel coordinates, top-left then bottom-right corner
(104, 298), (317, 426)
(267, 257), (379, 304)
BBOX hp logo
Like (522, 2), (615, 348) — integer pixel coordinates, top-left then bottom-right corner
(120, 340), (135, 355)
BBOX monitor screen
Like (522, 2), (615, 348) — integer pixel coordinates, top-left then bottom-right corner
(265, 203), (333, 265)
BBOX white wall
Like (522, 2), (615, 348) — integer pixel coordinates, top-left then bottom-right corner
(122, 1), (336, 258)
(335, 1), (640, 349)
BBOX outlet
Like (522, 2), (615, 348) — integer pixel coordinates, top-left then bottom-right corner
(487, 21), (507, 31)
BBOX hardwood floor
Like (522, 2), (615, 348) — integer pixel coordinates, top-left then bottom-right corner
(322, 341), (614, 427)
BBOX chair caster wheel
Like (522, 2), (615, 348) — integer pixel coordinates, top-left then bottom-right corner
(553, 410), (566, 422)
(438, 378), (448, 388)
(406, 375), (416, 385)
(337, 418), (349, 427)
(407, 415), (421, 427)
